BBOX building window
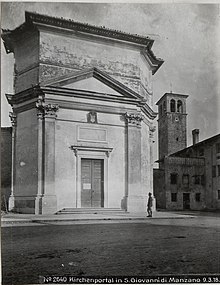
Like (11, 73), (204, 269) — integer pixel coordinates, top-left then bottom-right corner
(195, 193), (201, 202)
(177, 100), (183, 113)
(212, 166), (216, 178)
(170, 173), (178, 184)
(171, 193), (177, 202)
(170, 99), (176, 112)
(216, 143), (220, 154)
(194, 175), (200, 184)
(218, 190), (220, 200)
(218, 165), (220, 176)
(199, 148), (204, 156)
(182, 174), (189, 186)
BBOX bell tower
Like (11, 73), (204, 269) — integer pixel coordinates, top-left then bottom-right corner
(156, 93), (188, 165)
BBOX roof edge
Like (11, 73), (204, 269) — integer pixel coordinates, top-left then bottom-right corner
(2, 11), (163, 73)
(156, 93), (189, 105)
(25, 11), (155, 47)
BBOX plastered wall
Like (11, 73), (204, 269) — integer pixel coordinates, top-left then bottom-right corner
(14, 32), (39, 93)
(54, 109), (126, 211)
(15, 109), (38, 197)
(165, 157), (205, 210)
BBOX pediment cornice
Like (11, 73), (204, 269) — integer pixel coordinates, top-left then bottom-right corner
(44, 67), (141, 100)
(6, 85), (157, 120)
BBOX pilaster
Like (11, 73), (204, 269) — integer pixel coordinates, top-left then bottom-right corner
(36, 98), (59, 214)
(8, 111), (17, 211)
(149, 125), (156, 212)
(124, 112), (145, 212)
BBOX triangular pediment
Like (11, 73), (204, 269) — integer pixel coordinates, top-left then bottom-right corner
(44, 67), (142, 101)
(63, 77), (122, 96)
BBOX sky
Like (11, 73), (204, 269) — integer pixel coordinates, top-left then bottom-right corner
(1, 2), (220, 162)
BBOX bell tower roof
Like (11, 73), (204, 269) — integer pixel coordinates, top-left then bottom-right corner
(156, 93), (189, 106)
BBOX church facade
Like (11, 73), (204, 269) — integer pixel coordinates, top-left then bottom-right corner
(2, 12), (163, 214)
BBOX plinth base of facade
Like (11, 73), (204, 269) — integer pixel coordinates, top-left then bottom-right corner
(13, 196), (36, 214)
(11, 195), (57, 214)
(8, 195), (15, 211)
(40, 195), (57, 215)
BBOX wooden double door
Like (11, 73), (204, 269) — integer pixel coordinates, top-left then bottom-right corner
(81, 159), (104, 208)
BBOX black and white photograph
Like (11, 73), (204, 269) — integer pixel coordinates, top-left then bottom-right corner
(1, 2), (220, 285)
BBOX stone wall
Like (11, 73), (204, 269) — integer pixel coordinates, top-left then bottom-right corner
(164, 157), (205, 210)
(158, 112), (187, 161)
(153, 168), (166, 209)
(1, 128), (12, 211)
(203, 138), (220, 209)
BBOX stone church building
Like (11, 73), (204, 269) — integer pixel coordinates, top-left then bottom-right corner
(2, 12), (163, 214)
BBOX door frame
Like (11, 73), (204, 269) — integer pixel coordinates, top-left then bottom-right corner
(183, 193), (190, 210)
(71, 146), (112, 208)
(81, 158), (104, 208)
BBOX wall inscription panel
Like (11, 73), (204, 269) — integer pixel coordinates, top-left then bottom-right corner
(78, 127), (107, 142)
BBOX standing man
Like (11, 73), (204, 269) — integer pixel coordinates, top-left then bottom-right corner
(147, 193), (153, 217)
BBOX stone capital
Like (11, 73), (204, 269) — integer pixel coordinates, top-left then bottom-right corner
(124, 112), (143, 127)
(149, 125), (156, 138)
(9, 112), (17, 127)
(36, 98), (59, 119)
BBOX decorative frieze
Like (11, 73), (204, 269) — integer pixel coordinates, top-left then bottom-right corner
(9, 112), (17, 127)
(36, 98), (59, 119)
(124, 112), (143, 127)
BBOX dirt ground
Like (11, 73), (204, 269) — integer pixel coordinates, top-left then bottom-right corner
(2, 217), (220, 284)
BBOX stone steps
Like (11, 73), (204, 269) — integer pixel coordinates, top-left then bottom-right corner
(56, 208), (126, 215)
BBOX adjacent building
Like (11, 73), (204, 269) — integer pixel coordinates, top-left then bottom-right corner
(2, 11), (163, 214)
(154, 93), (220, 210)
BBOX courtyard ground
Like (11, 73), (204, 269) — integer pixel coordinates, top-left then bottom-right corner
(1, 213), (220, 285)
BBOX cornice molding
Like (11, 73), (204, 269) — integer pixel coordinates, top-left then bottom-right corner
(43, 86), (141, 105)
(70, 145), (113, 157)
(141, 48), (164, 75)
(5, 83), (157, 120)
(1, 12), (163, 74)
(44, 67), (142, 101)
(141, 104), (157, 120)
(25, 11), (153, 46)
(6, 85), (43, 106)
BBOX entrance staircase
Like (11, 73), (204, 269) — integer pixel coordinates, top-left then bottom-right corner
(56, 208), (126, 215)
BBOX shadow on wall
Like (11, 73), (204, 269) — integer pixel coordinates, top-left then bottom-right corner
(1, 127), (12, 212)
(1, 185), (11, 212)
